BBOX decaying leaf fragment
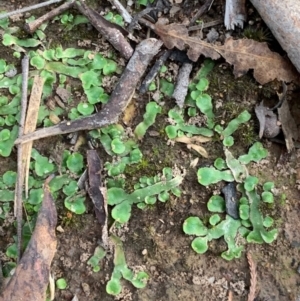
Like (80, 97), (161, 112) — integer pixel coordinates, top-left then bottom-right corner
(278, 97), (298, 152)
(153, 21), (298, 84)
(0, 177), (57, 301)
(175, 135), (211, 158)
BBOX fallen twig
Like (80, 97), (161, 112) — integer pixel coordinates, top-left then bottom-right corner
(0, 0), (63, 20)
(139, 49), (171, 94)
(0, 176), (57, 301)
(188, 19), (223, 32)
(75, 0), (133, 60)
(15, 55), (29, 261)
(15, 38), (163, 144)
(109, 0), (133, 24)
(24, 0), (75, 34)
(247, 252), (257, 301)
(172, 62), (193, 108)
(189, 0), (214, 26)
(127, 7), (157, 32)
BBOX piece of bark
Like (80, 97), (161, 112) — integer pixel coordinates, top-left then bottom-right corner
(75, 0), (133, 60)
(278, 97), (298, 152)
(87, 150), (105, 225)
(172, 62), (193, 108)
(222, 182), (239, 219)
(250, 0), (300, 73)
(87, 150), (109, 248)
(0, 177), (57, 301)
(24, 0), (75, 34)
(15, 38), (163, 144)
(224, 0), (246, 30)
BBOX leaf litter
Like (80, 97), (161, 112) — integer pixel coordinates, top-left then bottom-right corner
(1, 0), (300, 300)
(150, 19), (299, 84)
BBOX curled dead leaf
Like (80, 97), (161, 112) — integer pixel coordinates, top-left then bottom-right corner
(175, 135), (212, 144)
(0, 177), (57, 301)
(187, 143), (208, 158)
(153, 22), (299, 84)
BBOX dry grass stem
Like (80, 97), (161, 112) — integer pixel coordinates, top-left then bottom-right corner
(247, 252), (257, 301)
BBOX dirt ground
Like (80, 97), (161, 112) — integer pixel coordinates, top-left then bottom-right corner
(0, 0), (300, 300)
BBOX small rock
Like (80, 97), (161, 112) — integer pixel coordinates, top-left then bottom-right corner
(222, 182), (239, 219)
(82, 283), (90, 296)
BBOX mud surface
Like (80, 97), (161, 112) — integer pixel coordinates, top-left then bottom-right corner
(0, 1), (300, 301)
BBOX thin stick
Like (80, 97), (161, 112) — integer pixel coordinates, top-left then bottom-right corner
(16, 144), (23, 262)
(75, 0), (133, 60)
(15, 38), (163, 144)
(15, 55), (29, 261)
(0, 0), (63, 20)
(24, 0), (75, 34)
(247, 252), (257, 301)
(109, 0), (133, 24)
(139, 49), (171, 94)
(189, 0), (214, 26)
(188, 19), (223, 31)
(19, 55), (29, 138)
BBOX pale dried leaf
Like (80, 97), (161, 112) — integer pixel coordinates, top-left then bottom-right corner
(278, 98), (298, 152)
(22, 76), (44, 197)
(154, 23), (298, 84)
(175, 135), (212, 144)
(187, 143), (208, 158)
(0, 178), (57, 301)
(190, 157), (199, 168)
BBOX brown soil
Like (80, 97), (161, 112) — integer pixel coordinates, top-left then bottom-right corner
(1, 1), (300, 301)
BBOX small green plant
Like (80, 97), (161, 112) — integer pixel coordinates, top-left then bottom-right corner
(56, 278), (67, 290)
(90, 124), (143, 177)
(107, 168), (182, 223)
(165, 107), (214, 139)
(185, 144), (277, 260)
(134, 102), (161, 139)
(87, 246), (106, 272)
(106, 235), (149, 295)
(104, 12), (124, 27)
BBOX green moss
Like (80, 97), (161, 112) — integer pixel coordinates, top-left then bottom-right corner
(243, 27), (272, 42)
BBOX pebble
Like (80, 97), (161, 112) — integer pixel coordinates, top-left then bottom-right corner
(5, 67), (17, 78)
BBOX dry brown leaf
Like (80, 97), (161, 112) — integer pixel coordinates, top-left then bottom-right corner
(122, 98), (136, 126)
(0, 177), (57, 301)
(154, 22), (298, 84)
(187, 143), (208, 158)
